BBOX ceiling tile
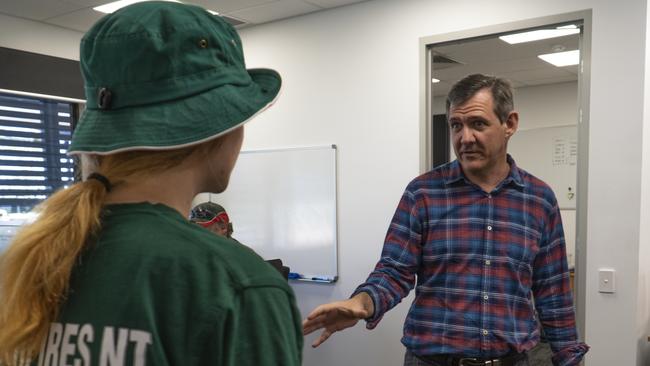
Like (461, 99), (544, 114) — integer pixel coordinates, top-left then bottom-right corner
(61, 0), (117, 6)
(435, 34), (579, 66)
(516, 76), (579, 87)
(45, 7), (105, 33)
(484, 57), (550, 74)
(228, 0), (320, 24)
(186, 0), (279, 14)
(564, 64), (579, 75)
(0, 0), (84, 21)
(432, 57), (551, 81)
(303, 0), (365, 8)
(60, 0), (280, 14)
(430, 26), (582, 91)
(503, 67), (576, 83)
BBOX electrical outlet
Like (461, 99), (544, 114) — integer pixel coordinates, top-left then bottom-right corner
(598, 269), (615, 293)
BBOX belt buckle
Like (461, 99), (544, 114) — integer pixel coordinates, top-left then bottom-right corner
(458, 359), (500, 366)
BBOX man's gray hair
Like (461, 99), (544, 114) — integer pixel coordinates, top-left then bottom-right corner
(445, 74), (514, 123)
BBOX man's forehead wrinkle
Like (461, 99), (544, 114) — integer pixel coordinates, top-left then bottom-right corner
(450, 105), (491, 120)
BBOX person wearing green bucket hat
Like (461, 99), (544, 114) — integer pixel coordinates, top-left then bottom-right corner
(0, 2), (302, 365)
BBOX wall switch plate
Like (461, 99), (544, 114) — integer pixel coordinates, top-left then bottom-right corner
(598, 269), (615, 293)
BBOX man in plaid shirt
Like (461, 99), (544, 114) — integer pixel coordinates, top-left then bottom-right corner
(303, 74), (589, 366)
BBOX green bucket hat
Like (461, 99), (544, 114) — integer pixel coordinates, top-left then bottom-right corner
(69, 1), (281, 155)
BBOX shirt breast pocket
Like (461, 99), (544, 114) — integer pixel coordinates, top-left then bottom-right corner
(496, 224), (541, 268)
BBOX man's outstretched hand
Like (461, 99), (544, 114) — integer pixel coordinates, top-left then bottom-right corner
(302, 292), (374, 347)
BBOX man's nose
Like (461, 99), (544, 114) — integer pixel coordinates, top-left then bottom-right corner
(460, 126), (476, 144)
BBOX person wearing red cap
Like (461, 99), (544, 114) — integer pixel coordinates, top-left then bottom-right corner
(190, 202), (233, 238)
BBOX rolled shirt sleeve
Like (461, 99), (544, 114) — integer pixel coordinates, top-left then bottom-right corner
(353, 186), (422, 329)
(532, 202), (589, 366)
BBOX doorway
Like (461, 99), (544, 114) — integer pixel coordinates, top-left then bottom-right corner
(419, 11), (591, 364)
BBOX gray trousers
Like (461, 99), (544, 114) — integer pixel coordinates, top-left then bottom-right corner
(403, 349), (530, 366)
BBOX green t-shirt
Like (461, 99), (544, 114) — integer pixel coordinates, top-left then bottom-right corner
(34, 203), (303, 366)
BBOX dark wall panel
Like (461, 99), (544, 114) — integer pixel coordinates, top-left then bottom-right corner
(432, 113), (450, 168)
(0, 47), (84, 100)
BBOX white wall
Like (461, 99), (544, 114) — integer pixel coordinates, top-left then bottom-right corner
(515, 82), (579, 130)
(238, 0), (649, 365)
(2, 0), (649, 364)
(637, 3), (650, 366)
(516, 83), (579, 270)
(0, 13), (82, 60)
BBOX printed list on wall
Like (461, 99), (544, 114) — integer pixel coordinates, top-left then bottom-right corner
(553, 137), (578, 166)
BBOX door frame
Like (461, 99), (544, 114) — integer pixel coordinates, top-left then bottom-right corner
(418, 9), (592, 338)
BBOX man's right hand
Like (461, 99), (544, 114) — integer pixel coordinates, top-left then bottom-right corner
(302, 292), (374, 347)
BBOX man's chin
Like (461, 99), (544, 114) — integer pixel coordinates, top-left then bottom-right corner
(459, 159), (485, 173)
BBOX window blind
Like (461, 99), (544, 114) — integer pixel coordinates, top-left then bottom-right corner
(0, 92), (75, 213)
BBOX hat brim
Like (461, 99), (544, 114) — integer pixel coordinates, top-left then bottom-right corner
(68, 68), (281, 155)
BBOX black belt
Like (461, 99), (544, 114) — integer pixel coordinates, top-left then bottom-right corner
(416, 352), (527, 366)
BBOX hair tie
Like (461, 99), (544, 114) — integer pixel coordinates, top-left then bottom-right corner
(87, 173), (112, 192)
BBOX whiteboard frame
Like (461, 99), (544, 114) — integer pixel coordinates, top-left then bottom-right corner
(200, 144), (339, 283)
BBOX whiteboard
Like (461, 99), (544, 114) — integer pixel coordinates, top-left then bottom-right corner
(194, 145), (338, 283)
(509, 125), (578, 209)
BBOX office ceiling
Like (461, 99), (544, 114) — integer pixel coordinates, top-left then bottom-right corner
(0, 1), (581, 95)
(431, 29), (581, 97)
(0, 0), (369, 32)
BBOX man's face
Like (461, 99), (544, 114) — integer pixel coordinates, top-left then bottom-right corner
(208, 222), (229, 237)
(448, 88), (517, 177)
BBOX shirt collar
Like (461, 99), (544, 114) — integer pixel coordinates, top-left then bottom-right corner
(443, 154), (525, 189)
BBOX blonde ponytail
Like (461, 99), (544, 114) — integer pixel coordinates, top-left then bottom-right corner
(0, 141), (206, 364)
(0, 179), (107, 363)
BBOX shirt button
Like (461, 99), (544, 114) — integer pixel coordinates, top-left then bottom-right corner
(485, 260), (491, 266)
(483, 295), (489, 300)
(487, 225), (493, 231)
(482, 329), (488, 336)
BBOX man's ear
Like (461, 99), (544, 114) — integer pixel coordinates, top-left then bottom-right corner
(504, 111), (519, 139)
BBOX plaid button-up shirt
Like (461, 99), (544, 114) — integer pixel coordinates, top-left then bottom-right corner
(354, 156), (588, 366)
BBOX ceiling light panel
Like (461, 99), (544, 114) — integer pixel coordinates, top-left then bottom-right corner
(538, 50), (580, 67)
(499, 25), (580, 44)
(93, 0), (180, 14)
